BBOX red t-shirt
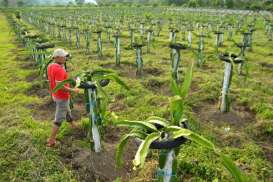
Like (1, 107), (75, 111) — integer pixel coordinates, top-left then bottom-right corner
(47, 63), (70, 100)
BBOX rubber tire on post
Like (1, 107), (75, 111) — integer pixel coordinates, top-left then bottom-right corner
(149, 137), (187, 149)
(135, 122), (189, 149)
(99, 79), (110, 87)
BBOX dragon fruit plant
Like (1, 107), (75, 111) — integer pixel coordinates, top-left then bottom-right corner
(114, 63), (245, 182)
(187, 25), (193, 48)
(113, 29), (121, 66)
(156, 19), (163, 37)
(227, 23), (233, 41)
(133, 36), (145, 76)
(170, 43), (187, 82)
(194, 30), (206, 67)
(169, 26), (179, 44)
(53, 69), (129, 153)
(219, 53), (244, 112)
(83, 26), (91, 54)
(75, 27), (81, 49)
(146, 27), (153, 53)
(93, 24), (103, 57)
(128, 24), (136, 49)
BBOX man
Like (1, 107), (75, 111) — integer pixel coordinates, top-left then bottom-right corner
(47, 48), (80, 147)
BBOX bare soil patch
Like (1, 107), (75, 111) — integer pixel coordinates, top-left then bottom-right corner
(259, 141), (273, 166)
(144, 79), (171, 96)
(193, 101), (256, 128)
(259, 62), (273, 69)
(25, 82), (49, 98)
(20, 62), (37, 69)
(31, 98), (84, 122)
(144, 67), (163, 76)
(110, 101), (127, 112)
(25, 72), (39, 82)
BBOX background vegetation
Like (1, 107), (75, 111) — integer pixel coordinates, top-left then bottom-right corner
(0, 0), (273, 11)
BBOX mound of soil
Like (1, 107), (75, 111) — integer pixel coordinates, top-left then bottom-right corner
(259, 142), (273, 166)
(25, 81), (49, 98)
(31, 98), (84, 122)
(59, 126), (137, 182)
(144, 79), (171, 96)
(110, 101), (127, 112)
(144, 67), (163, 76)
(193, 101), (255, 128)
(259, 62), (273, 69)
(31, 99), (55, 121)
(15, 55), (32, 62)
(25, 72), (39, 82)
(20, 62), (37, 69)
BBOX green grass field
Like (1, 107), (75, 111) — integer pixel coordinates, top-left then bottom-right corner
(0, 8), (272, 182)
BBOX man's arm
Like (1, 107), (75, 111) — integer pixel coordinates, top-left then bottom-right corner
(55, 80), (79, 93)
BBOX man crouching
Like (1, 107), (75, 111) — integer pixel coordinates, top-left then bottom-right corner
(47, 48), (80, 147)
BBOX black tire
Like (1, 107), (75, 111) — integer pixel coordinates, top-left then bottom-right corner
(79, 82), (96, 90)
(99, 79), (110, 87)
(150, 136), (187, 149)
(136, 122), (189, 149)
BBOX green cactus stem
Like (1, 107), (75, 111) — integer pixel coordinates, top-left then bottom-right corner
(227, 24), (233, 41)
(187, 30), (192, 48)
(95, 30), (103, 57)
(170, 43), (187, 82)
(133, 42), (144, 76)
(75, 28), (80, 49)
(114, 32), (121, 66)
(84, 29), (91, 54)
(219, 53), (244, 112)
(147, 29), (153, 53)
(169, 28), (179, 44)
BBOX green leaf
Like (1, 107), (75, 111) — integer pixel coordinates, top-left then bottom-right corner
(90, 69), (115, 77)
(171, 128), (192, 138)
(40, 59), (53, 76)
(116, 132), (145, 168)
(171, 128), (215, 150)
(180, 62), (194, 99)
(165, 126), (182, 132)
(170, 79), (180, 95)
(101, 73), (130, 90)
(52, 79), (76, 93)
(170, 95), (184, 124)
(95, 81), (109, 100)
(187, 132), (215, 151)
(219, 154), (246, 182)
(146, 116), (169, 128)
(133, 132), (161, 168)
(114, 120), (158, 132)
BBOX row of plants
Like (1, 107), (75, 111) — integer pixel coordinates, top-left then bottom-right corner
(14, 8), (272, 116)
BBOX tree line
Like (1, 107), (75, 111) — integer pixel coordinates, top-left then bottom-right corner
(0, 0), (272, 11)
(96, 0), (272, 11)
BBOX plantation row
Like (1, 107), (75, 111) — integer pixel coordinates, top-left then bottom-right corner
(5, 7), (273, 182)
(15, 8), (272, 114)
(19, 8), (272, 73)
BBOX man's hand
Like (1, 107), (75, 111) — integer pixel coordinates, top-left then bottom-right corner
(73, 87), (80, 94)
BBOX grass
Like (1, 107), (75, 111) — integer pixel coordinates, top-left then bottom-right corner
(0, 12), (76, 182)
(0, 7), (273, 182)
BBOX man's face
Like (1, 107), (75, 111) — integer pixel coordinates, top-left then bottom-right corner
(54, 56), (66, 64)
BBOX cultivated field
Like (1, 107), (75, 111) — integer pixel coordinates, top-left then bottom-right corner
(0, 7), (272, 182)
